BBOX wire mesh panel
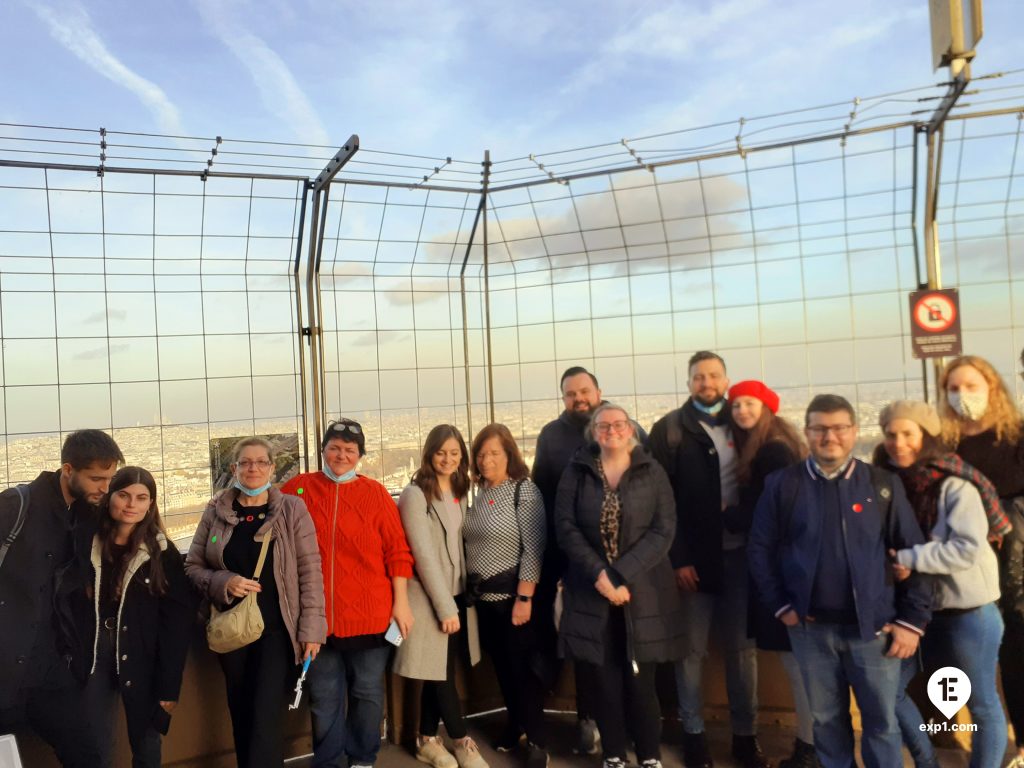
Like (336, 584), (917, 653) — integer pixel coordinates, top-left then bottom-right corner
(316, 182), (482, 492)
(477, 126), (922, 456)
(0, 168), (307, 536)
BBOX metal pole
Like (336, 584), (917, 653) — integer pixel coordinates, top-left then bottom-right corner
(910, 128), (931, 401)
(480, 150), (494, 424)
(292, 181), (312, 469)
(458, 196), (486, 440)
(304, 188), (325, 467)
(923, 125), (948, 397)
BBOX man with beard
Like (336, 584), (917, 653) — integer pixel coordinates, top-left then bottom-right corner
(532, 366), (647, 755)
(650, 352), (768, 768)
(0, 429), (124, 766)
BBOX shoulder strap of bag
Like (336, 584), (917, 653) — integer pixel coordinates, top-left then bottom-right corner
(0, 485), (30, 570)
(513, 478), (525, 509)
(251, 532), (272, 581)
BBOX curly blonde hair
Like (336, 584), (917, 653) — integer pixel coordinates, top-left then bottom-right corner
(938, 355), (1021, 445)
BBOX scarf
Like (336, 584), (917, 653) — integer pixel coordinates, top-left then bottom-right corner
(595, 458), (623, 562)
(896, 454), (1012, 539)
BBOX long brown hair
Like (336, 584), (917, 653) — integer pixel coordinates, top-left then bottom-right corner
(98, 466), (169, 596)
(412, 424), (470, 501)
(938, 355), (1021, 445)
(470, 423), (529, 484)
(731, 408), (807, 485)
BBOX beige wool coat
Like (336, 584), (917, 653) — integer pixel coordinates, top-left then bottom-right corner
(393, 484), (481, 681)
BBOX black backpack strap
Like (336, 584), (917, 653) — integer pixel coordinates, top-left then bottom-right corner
(866, 464), (895, 541)
(513, 478), (525, 510)
(0, 485), (30, 570)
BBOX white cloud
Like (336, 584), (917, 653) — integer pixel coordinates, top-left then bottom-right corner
(195, 0), (330, 148)
(30, 1), (184, 134)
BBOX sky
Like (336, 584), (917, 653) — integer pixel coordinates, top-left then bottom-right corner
(2, 0), (1022, 162)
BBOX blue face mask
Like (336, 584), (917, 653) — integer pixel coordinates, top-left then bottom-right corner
(693, 399), (725, 416)
(323, 466), (357, 484)
(234, 480), (272, 497)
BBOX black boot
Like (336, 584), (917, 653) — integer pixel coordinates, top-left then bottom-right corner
(731, 734), (772, 768)
(681, 732), (713, 768)
(778, 739), (821, 768)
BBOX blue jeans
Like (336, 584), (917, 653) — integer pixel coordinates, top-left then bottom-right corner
(927, 603), (1007, 768)
(308, 643), (390, 768)
(673, 547), (758, 735)
(787, 622), (902, 768)
(895, 653), (939, 768)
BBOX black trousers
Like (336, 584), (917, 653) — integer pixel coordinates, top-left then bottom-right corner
(1001, 621), (1024, 748)
(0, 660), (100, 767)
(218, 628), (295, 768)
(475, 599), (547, 748)
(580, 608), (661, 762)
(419, 619), (468, 740)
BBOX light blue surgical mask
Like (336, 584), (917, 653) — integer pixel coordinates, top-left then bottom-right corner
(234, 480), (272, 497)
(323, 466), (357, 484)
(693, 399), (725, 416)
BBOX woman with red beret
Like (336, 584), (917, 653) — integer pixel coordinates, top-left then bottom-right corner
(728, 381), (816, 768)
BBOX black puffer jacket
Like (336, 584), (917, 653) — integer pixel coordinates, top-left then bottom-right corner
(554, 445), (683, 665)
(0, 471), (96, 706)
(1000, 498), (1024, 628)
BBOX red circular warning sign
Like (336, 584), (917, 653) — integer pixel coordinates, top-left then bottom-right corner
(913, 293), (957, 333)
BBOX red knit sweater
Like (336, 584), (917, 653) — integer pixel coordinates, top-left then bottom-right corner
(281, 472), (413, 639)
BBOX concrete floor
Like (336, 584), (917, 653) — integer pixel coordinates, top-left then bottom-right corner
(286, 711), (986, 768)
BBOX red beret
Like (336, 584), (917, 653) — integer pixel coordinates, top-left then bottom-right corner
(728, 380), (780, 414)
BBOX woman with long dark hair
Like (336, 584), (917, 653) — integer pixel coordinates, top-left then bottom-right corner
(875, 400), (1008, 768)
(939, 355), (1024, 768)
(464, 423), (548, 768)
(394, 425), (487, 768)
(728, 381), (815, 768)
(60, 466), (194, 768)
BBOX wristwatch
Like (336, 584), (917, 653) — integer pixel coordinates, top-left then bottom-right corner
(516, 594), (532, 602)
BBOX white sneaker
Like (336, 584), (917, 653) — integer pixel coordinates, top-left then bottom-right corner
(416, 736), (457, 768)
(453, 737), (489, 768)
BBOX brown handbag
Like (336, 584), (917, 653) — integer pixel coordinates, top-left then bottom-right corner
(206, 532), (272, 654)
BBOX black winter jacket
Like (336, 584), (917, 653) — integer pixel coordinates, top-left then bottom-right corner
(554, 445), (683, 665)
(649, 400), (729, 593)
(0, 471), (96, 706)
(56, 534), (195, 738)
(533, 407), (649, 582)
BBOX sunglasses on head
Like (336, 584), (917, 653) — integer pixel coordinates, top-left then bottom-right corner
(328, 420), (362, 436)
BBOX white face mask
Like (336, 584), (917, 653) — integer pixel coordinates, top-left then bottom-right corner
(948, 390), (988, 421)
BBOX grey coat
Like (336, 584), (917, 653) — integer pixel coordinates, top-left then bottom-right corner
(184, 487), (327, 664)
(393, 484), (481, 681)
(555, 446), (684, 665)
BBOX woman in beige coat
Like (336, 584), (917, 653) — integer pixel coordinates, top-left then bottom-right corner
(394, 425), (486, 768)
(185, 437), (327, 768)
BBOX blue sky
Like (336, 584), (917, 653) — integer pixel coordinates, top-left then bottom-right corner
(3, 0), (1021, 161)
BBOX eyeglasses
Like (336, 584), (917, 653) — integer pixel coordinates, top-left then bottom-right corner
(594, 420), (631, 435)
(806, 424), (854, 438)
(328, 420), (362, 435)
(237, 459), (273, 469)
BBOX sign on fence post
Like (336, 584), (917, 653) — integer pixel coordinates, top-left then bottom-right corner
(909, 288), (962, 359)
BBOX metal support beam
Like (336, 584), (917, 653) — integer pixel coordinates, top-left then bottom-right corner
(480, 150), (495, 424)
(291, 181), (313, 469)
(458, 196), (486, 437)
(313, 135), (360, 192)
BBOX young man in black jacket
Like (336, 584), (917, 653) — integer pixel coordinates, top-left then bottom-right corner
(0, 429), (123, 766)
(649, 352), (768, 768)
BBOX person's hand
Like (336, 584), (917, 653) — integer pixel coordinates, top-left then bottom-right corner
(440, 616), (461, 634)
(511, 599), (532, 626)
(610, 586), (631, 606)
(883, 623), (921, 659)
(888, 549), (912, 582)
(302, 642), (321, 661)
(159, 701), (177, 714)
(779, 609), (799, 627)
(675, 566), (699, 592)
(594, 570), (616, 599)
(226, 575), (261, 598)
(392, 598), (415, 639)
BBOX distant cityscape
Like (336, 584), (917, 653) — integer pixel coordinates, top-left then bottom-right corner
(0, 388), (913, 542)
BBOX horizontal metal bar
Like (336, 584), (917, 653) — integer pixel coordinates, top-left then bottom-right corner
(0, 157), (309, 182)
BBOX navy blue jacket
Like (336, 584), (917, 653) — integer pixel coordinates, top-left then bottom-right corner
(747, 458), (931, 641)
